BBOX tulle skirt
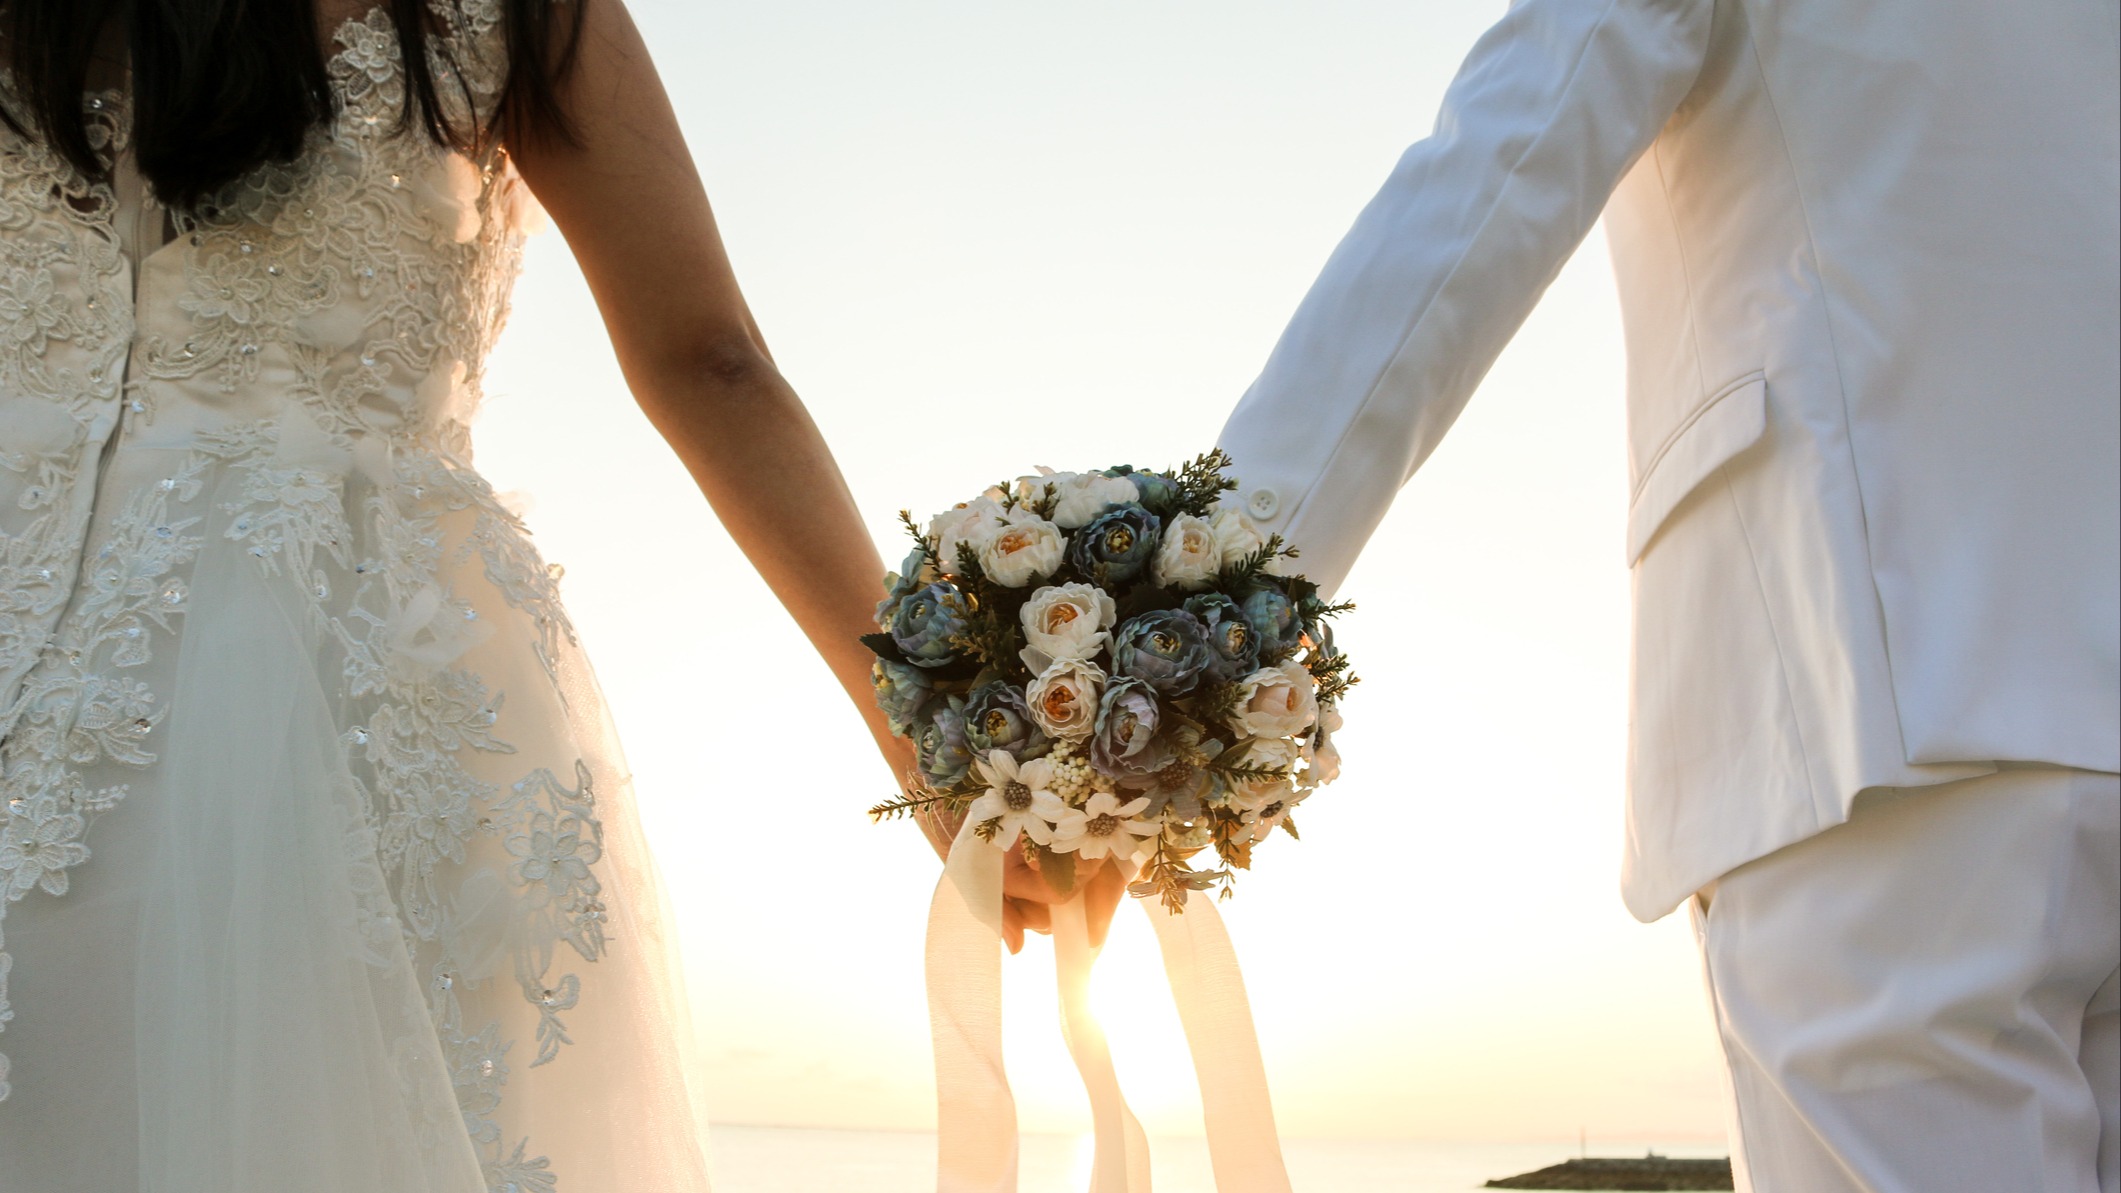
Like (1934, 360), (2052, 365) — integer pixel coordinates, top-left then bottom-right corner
(0, 435), (713, 1191)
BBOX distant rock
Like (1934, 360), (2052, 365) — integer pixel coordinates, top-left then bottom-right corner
(1484, 1156), (1734, 1190)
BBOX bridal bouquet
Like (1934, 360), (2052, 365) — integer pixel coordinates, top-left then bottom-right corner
(866, 450), (1354, 910)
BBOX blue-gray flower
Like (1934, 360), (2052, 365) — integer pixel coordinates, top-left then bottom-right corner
(1090, 676), (1172, 779)
(1111, 608), (1212, 696)
(874, 546), (929, 630)
(891, 579), (972, 668)
(1240, 586), (1301, 656)
(871, 658), (936, 736)
(1124, 722), (1223, 819)
(1107, 466), (1180, 515)
(1310, 615), (1339, 661)
(915, 696), (974, 788)
(961, 680), (1050, 761)
(1067, 503), (1161, 586)
(1184, 593), (1261, 682)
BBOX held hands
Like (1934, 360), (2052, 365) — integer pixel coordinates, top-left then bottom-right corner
(871, 684), (1128, 954)
(915, 801), (1130, 954)
(861, 649), (1104, 951)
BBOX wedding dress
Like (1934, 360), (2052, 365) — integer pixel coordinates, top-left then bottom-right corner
(0, 5), (713, 1189)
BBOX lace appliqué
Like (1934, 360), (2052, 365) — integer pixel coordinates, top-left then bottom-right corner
(0, 450), (208, 1096)
(0, 84), (133, 723)
(0, 3), (601, 1186)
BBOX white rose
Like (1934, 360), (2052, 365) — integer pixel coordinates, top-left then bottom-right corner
(1152, 513), (1220, 591)
(1209, 507), (1267, 568)
(1013, 467), (1072, 506)
(929, 495), (1004, 572)
(1049, 472), (1141, 530)
(1018, 582), (1118, 669)
(977, 513), (1066, 587)
(1026, 658), (1106, 741)
(1231, 660), (1319, 738)
(1226, 736), (1299, 810)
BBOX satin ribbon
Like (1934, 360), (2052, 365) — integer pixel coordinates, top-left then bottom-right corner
(927, 820), (1292, 1192)
(1053, 896), (1151, 1192)
(928, 818), (1016, 1192)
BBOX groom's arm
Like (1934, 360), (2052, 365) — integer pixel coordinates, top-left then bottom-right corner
(1219, 0), (1714, 596)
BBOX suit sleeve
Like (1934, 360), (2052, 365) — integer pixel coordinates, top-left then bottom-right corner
(1216, 0), (1713, 597)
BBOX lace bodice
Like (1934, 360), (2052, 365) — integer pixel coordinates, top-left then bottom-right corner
(0, 2), (545, 721)
(0, 7), (652, 1190)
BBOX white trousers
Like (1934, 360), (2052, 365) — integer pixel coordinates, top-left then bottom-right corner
(1694, 766), (2120, 1193)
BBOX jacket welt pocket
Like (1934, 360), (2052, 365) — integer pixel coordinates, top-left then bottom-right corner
(1625, 372), (1767, 566)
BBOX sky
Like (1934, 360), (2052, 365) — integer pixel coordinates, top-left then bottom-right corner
(473, 0), (1730, 1147)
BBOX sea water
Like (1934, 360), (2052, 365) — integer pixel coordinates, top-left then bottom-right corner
(707, 1125), (1730, 1192)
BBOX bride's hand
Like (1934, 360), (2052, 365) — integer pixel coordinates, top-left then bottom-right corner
(914, 804), (1036, 951)
(917, 804), (1130, 953)
(1043, 855), (1130, 951)
(1002, 849), (1132, 953)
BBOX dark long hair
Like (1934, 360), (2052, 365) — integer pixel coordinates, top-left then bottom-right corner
(0, 0), (585, 209)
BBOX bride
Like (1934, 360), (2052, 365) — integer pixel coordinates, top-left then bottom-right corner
(0, 0), (912, 1186)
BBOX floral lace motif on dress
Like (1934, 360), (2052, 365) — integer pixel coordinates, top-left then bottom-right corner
(0, 4), (602, 1186)
(0, 84), (133, 722)
(0, 448), (207, 1097)
(0, 78), (139, 1102)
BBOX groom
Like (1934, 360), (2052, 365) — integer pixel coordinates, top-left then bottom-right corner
(1218, 1), (2119, 1190)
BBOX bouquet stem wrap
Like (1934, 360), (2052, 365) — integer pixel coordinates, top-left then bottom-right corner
(927, 819), (1292, 1192)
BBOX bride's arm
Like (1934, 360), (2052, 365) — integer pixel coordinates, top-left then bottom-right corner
(506, 0), (915, 779)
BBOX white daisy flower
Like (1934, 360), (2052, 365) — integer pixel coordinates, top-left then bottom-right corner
(1243, 787), (1307, 843)
(966, 750), (1068, 849)
(1047, 790), (1160, 862)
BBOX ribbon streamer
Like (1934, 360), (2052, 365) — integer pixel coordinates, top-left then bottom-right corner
(1146, 895), (1290, 1191)
(926, 820), (1292, 1191)
(929, 819), (1016, 1192)
(1054, 897), (1151, 1191)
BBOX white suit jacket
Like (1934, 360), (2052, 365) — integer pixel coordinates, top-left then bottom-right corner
(1217, 0), (2121, 919)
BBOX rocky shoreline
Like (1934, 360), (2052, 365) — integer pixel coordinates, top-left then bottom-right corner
(1484, 1156), (1734, 1190)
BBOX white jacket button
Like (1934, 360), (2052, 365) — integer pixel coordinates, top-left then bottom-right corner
(1246, 487), (1280, 520)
